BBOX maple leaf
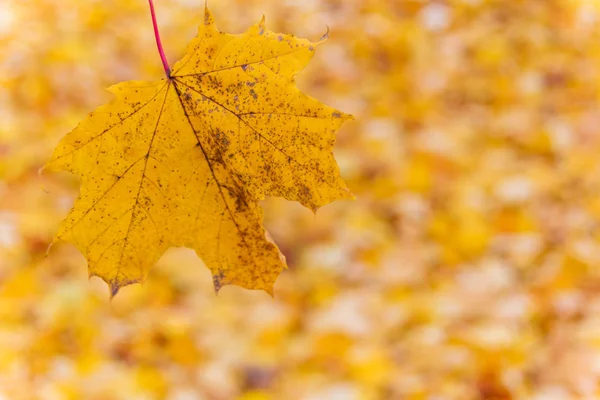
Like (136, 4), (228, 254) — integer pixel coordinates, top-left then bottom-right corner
(45, 5), (352, 297)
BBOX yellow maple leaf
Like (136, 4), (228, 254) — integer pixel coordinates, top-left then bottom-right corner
(44, 5), (352, 297)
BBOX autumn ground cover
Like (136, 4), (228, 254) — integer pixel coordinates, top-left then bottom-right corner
(2, 0), (600, 399)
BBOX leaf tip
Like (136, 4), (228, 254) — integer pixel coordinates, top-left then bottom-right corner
(263, 286), (274, 298)
(109, 282), (121, 300)
(317, 26), (330, 44)
(212, 273), (225, 295)
(337, 186), (356, 202)
(38, 165), (54, 194)
(253, 14), (265, 36)
(203, 4), (215, 27)
(41, 158), (60, 175)
(45, 241), (54, 258)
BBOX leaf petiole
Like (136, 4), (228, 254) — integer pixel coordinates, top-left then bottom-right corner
(148, 0), (171, 78)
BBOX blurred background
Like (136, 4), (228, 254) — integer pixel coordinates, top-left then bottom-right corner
(2, 0), (600, 398)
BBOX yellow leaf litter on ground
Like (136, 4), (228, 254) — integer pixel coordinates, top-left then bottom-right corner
(44, 6), (353, 297)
